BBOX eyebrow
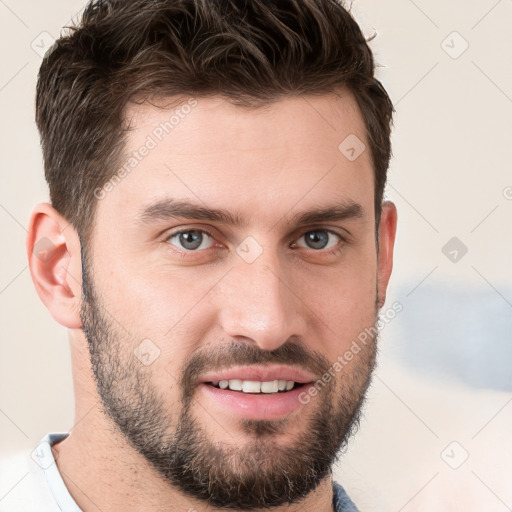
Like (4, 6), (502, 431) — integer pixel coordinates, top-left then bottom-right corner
(135, 197), (365, 229)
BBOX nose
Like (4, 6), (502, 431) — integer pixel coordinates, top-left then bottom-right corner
(217, 250), (308, 352)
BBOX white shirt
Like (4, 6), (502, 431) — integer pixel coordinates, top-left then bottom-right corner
(0, 432), (79, 511)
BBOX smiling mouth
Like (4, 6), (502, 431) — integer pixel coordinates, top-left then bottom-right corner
(206, 379), (309, 394)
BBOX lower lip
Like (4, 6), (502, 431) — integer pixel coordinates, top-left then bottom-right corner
(198, 383), (310, 420)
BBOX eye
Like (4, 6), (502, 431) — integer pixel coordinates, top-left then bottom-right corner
(166, 229), (215, 251)
(294, 229), (341, 251)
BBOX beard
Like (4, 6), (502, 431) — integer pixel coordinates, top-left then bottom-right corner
(79, 245), (378, 509)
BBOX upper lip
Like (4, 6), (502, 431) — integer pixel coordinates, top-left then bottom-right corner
(199, 365), (317, 384)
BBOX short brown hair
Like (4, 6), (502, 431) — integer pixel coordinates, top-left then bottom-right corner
(36, 0), (394, 249)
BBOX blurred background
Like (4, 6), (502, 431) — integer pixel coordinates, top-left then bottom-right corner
(0, 1), (511, 511)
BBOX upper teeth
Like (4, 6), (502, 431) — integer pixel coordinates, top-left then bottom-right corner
(212, 379), (296, 393)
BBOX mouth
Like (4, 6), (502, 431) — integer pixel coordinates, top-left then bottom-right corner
(197, 365), (316, 420)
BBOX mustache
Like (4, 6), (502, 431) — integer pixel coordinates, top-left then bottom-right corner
(179, 338), (331, 392)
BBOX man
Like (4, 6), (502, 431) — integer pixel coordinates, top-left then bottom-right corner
(2, 0), (396, 510)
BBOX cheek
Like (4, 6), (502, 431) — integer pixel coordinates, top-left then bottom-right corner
(299, 252), (378, 357)
(97, 249), (211, 323)
(101, 264), (222, 371)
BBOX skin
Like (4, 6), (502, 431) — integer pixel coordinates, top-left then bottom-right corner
(27, 90), (397, 511)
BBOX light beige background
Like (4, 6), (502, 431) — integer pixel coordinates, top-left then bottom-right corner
(1, 1), (511, 511)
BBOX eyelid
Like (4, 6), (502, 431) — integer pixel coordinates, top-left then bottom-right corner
(296, 224), (351, 238)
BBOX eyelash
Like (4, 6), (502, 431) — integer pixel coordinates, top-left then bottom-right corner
(163, 227), (346, 259)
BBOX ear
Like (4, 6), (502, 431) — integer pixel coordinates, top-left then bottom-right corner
(376, 200), (397, 309)
(26, 203), (83, 329)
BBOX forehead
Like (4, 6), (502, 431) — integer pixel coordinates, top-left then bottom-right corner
(95, 91), (374, 230)
(124, 91), (367, 163)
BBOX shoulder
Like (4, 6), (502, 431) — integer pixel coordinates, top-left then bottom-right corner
(0, 438), (63, 512)
(332, 480), (360, 512)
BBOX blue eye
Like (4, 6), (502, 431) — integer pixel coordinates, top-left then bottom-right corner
(166, 230), (214, 251)
(295, 230), (340, 250)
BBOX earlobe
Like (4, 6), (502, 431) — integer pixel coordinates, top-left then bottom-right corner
(26, 203), (83, 329)
(376, 200), (398, 309)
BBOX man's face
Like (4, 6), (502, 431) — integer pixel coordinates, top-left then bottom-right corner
(80, 92), (391, 508)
